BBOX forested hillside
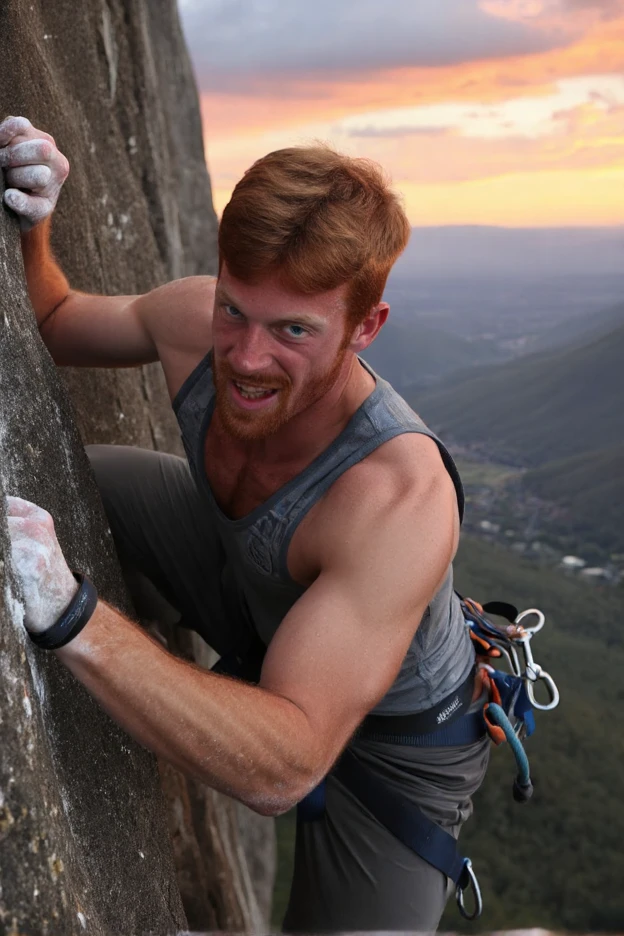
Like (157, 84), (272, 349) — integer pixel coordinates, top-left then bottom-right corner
(414, 321), (624, 466)
(441, 537), (624, 932)
(411, 319), (624, 558)
(523, 445), (624, 555)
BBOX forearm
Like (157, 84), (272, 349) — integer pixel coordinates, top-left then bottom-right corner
(56, 601), (323, 815)
(20, 218), (70, 327)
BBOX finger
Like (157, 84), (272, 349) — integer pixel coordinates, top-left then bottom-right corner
(0, 139), (54, 169)
(3, 189), (52, 226)
(6, 516), (40, 552)
(7, 515), (28, 536)
(6, 495), (52, 523)
(0, 116), (32, 146)
(5, 164), (52, 190)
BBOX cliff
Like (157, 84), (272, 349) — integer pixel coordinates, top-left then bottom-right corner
(0, 1), (274, 931)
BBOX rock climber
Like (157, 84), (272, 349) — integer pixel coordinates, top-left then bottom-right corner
(1, 115), (489, 933)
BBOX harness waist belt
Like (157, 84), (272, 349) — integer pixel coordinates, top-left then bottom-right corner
(359, 666), (476, 741)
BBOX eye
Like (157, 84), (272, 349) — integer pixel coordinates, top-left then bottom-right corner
(284, 323), (309, 339)
(223, 304), (242, 319)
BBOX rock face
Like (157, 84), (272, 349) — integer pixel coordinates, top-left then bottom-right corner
(1, 0), (217, 454)
(0, 0), (275, 931)
(0, 207), (186, 933)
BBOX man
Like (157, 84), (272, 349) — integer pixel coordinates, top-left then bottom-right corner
(1, 116), (489, 932)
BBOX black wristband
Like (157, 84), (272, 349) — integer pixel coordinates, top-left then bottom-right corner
(29, 573), (98, 650)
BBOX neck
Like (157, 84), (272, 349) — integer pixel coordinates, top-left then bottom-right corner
(216, 355), (375, 466)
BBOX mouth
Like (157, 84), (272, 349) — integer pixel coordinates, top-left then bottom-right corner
(230, 379), (279, 409)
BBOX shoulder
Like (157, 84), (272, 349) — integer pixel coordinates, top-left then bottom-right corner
(330, 432), (458, 521)
(140, 275), (216, 342)
(300, 432), (460, 581)
(136, 275), (216, 400)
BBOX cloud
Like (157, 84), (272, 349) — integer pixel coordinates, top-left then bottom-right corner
(564, 0), (624, 17)
(180, 0), (568, 92)
(346, 124), (455, 138)
(197, 9), (624, 142)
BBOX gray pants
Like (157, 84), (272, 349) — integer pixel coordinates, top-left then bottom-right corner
(88, 444), (490, 933)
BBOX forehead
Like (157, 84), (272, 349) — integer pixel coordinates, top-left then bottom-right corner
(216, 265), (348, 324)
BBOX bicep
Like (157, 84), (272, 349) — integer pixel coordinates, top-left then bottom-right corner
(260, 478), (457, 769)
(260, 572), (408, 771)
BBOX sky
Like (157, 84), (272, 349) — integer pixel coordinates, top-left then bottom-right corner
(178, 0), (624, 226)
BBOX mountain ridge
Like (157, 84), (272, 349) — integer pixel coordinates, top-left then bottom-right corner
(413, 320), (624, 466)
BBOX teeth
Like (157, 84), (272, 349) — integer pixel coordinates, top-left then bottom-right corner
(235, 382), (275, 399)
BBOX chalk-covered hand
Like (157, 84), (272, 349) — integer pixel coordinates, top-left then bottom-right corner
(6, 496), (78, 634)
(0, 116), (69, 231)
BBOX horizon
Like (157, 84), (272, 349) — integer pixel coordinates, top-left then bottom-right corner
(407, 222), (624, 229)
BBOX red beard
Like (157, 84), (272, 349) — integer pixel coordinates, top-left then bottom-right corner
(212, 346), (349, 441)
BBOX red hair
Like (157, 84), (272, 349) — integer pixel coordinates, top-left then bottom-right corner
(218, 145), (410, 325)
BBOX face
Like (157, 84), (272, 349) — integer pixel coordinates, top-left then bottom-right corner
(212, 266), (356, 442)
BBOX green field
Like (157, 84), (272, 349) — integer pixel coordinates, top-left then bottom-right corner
(454, 458), (522, 488)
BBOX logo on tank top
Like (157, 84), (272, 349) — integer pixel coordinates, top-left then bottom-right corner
(246, 532), (273, 575)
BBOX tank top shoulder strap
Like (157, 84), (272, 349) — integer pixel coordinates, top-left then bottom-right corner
(281, 358), (464, 525)
(245, 359), (464, 582)
(172, 351), (216, 463)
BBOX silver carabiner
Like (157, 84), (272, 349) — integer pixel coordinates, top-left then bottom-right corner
(456, 858), (483, 920)
(514, 609), (560, 711)
(525, 667), (560, 710)
(515, 608), (545, 635)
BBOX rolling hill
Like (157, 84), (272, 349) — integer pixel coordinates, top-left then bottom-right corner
(413, 320), (624, 466)
(522, 444), (624, 555)
(527, 300), (624, 354)
(360, 318), (500, 392)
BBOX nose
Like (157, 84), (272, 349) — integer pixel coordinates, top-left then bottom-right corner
(228, 322), (273, 374)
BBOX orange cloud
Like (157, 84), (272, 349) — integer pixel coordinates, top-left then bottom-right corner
(200, 6), (624, 225)
(200, 13), (624, 140)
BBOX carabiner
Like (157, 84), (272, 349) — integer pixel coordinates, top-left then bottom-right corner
(526, 668), (560, 710)
(515, 608), (545, 635)
(456, 858), (483, 920)
(514, 608), (560, 711)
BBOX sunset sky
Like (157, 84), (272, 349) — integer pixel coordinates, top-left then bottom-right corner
(179, 0), (624, 226)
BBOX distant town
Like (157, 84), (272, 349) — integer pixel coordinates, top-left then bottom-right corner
(452, 445), (623, 588)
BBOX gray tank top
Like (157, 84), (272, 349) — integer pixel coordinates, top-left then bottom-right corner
(173, 353), (474, 716)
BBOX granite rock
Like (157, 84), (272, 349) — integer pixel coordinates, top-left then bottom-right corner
(0, 0), (275, 931)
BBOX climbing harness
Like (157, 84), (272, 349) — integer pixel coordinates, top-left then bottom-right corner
(297, 594), (560, 921)
(211, 595), (560, 922)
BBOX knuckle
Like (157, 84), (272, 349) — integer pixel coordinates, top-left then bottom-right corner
(38, 508), (54, 528)
(38, 140), (52, 161)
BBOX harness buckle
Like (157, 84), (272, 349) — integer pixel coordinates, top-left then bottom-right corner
(456, 857), (483, 920)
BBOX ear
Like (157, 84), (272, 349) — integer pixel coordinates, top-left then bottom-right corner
(347, 303), (390, 354)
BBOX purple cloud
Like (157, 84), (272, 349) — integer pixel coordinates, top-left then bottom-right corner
(179, 0), (572, 95)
